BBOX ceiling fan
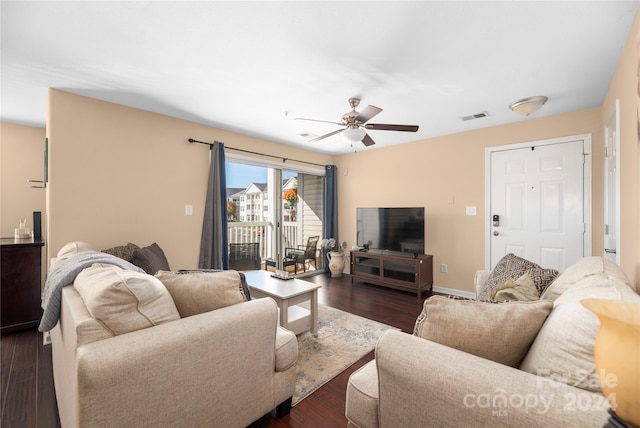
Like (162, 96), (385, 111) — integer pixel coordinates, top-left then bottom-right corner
(295, 98), (419, 147)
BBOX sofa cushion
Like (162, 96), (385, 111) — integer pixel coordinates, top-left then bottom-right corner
(413, 296), (552, 367)
(345, 360), (379, 428)
(490, 272), (540, 302)
(478, 253), (557, 300)
(131, 242), (170, 274)
(102, 242), (140, 262)
(520, 275), (640, 392)
(73, 263), (180, 335)
(154, 270), (248, 317)
(541, 256), (631, 301)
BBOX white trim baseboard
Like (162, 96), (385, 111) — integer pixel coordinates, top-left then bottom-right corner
(432, 285), (476, 299)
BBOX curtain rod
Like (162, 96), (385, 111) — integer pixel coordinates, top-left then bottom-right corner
(188, 138), (326, 168)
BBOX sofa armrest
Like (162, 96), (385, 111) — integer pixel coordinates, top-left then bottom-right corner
(74, 297), (289, 427)
(374, 330), (608, 428)
(275, 326), (298, 371)
(474, 270), (491, 298)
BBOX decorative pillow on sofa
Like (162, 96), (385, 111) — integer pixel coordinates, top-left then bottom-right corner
(154, 270), (248, 318)
(73, 263), (180, 336)
(490, 272), (540, 302)
(478, 253), (558, 300)
(51, 241), (93, 267)
(102, 242), (140, 262)
(520, 275), (640, 392)
(413, 295), (553, 367)
(131, 242), (170, 274)
(541, 256), (632, 301)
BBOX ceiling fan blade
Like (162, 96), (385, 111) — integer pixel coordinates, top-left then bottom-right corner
(309, 128), (344, 143)
(295, 117), (343, 126)
(365, 123), (419, 132)
(361, 133), (376, 147)
(355, 105), (382, 124)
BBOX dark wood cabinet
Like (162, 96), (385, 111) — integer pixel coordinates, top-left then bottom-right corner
(1, 238), (44, 334)
(350, 249), (433, 298)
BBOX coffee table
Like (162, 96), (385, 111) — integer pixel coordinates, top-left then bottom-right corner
(243, 270), (321, 335)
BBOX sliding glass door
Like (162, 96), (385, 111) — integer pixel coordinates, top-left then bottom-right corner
(225, 158), (325, 276)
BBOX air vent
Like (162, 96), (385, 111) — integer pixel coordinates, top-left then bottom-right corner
(461, 111), (490, 121)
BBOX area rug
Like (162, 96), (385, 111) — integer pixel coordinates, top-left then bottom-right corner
(292, 303), (398, 406)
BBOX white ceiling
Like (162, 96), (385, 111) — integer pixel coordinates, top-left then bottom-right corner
(2, 1), (638, 155)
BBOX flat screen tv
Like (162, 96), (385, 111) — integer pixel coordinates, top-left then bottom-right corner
(356, 207), (425, 254)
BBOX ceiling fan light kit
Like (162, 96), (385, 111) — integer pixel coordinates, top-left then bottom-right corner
(343, 127), (367, 142)
(509, 96), (548, 116)
(295, 98), (419, 147)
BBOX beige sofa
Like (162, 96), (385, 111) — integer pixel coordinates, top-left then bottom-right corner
(48, 248), (298, 428)
(345, 256), (639, 427)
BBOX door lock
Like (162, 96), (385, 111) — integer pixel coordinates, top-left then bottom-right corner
(492, 215), (500, 227)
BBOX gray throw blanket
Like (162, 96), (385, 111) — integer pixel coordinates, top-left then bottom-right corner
(39, 251), (144, 332)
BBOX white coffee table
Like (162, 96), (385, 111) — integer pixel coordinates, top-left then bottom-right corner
(243, 270), (322, 335)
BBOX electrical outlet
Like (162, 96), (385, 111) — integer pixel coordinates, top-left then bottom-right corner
(185, 205), (193, 216)
(440, 263), (448, 273)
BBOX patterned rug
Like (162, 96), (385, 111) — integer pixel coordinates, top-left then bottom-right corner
(292, 303), (398, 406)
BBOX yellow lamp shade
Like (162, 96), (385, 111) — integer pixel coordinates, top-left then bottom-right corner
(581, 299), (640, 426)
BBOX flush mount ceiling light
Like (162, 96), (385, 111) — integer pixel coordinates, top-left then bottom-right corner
(509, 96), (548, 116)
(342, 126), (367, 142)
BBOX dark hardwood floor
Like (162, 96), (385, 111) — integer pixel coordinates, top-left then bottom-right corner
(1, 273), (429, 428)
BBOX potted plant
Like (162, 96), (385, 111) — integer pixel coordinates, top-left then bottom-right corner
(283, 188), (298, 207)
(321, 238), (348, 278)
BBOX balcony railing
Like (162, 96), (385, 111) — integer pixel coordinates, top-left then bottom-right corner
(227, 221), (298, 261)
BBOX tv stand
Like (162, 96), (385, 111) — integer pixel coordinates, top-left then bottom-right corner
(350, 250), (433, 298)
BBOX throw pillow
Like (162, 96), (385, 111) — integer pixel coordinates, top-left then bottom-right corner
(131, 242), (170, 274)
(520, 276), (640, 392)
(73, 263), (180, 336)
(176, 269), (252, 301)
(491, 272), (540, 302)
(413, 295), (553, 367)
(102, 242), (140, 262)
(51, 241), (93, 267)
(155, 270), (248, 318)
(528, 267), (559, 296)
(478, 253), (540, 301)
(541, 256), (632, 301)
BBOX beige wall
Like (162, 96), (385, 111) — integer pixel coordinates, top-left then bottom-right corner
(38, 10), (640, 293)
(46, 90), (333, 269)
(336, 108), (603, 293)
(335, 10), (640, 293)
(601, 11), (640, 288)
(0, 122), (46, 237)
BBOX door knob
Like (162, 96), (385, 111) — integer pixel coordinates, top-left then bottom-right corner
(493, 231), (499, 236)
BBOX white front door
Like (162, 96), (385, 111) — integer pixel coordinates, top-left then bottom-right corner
(604, 100), (620, 263)
(488, 138), (589, 271)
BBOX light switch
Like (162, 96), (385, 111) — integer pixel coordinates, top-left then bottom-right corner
(185, 205), (193, 216)
(466, 206), (477, 216)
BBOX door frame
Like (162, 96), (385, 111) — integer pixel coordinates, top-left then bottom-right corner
(604, 99), (621, 264)
(226, 152), (326, 274)
(484, 134), (592, 270)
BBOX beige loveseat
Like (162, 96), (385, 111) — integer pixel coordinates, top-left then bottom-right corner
(345, 256), (639, 427)
(46, 244), (298, 428)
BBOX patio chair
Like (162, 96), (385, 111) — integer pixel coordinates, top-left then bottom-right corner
(285, 236), (320, 273)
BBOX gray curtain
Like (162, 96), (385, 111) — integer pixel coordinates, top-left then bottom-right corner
(323, 165), (338, 272)
(199, 142), (229, 269)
